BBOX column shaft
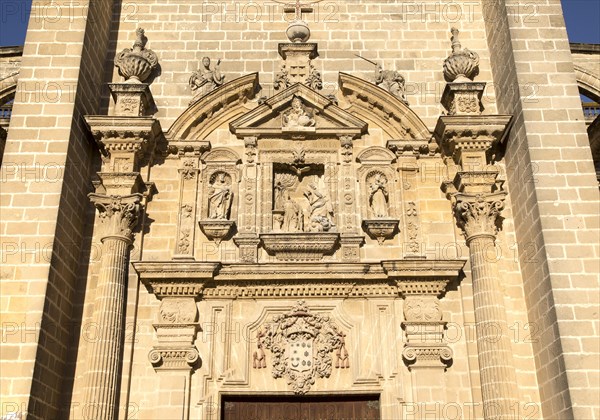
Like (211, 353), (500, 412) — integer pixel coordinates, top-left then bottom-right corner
(82, 236), (130, 419)
(469, 235), (518, 420)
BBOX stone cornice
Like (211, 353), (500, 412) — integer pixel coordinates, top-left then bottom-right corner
(433, 114), (513, 165)
(133, 261), (220, 298)
(84, 115), (161, 157)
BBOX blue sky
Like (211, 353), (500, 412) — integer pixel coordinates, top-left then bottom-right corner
(0, 0), (599, 45)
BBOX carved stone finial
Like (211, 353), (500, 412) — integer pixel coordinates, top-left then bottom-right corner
(115, 28), (159, 84)
(284, 0), (314, 42)
(453, 192), (506, 242)
(443, 28), (479, 82)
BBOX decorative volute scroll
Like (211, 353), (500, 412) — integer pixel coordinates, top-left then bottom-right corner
(88, 193), (142, 241)
(452, 192), (506, 243)
(383, 259), (465, 371)
(115, 28), (159, 84)
(356, 147), (400, 244)
(198, 148), (241, 245)
(252, 301), (348, 394)
(133, 262), (220, 372)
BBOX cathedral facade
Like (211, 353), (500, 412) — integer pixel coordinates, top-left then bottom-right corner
(1, 1), (599, 419)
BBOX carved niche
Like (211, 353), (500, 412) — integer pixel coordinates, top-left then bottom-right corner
(356, 147), (400, 244)
(198, 148), (240, 245)
(253, 301), (348, 394)
(261, 149), (339, 261)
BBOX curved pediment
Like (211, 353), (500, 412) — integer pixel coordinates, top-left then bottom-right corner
(229, 83), (368, 139)
(338, 72), (431, 140)
(166, 73), (259, 141)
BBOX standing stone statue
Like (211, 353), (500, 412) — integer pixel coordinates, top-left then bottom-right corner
(208, 173), (233, 220)
(282, 190), (304, 232)
(368, 173), (389, 218)
(189, 57), (225, 102)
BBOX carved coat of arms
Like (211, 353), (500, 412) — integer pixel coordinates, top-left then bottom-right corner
(256, 301), (347, 394)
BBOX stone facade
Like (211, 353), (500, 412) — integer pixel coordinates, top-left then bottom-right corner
(0, 1), (599, 420)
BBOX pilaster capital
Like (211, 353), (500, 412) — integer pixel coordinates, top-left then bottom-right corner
(452, 191), (506, 243)
(89, 193), (142, 242)
(402, 344), (453, 370)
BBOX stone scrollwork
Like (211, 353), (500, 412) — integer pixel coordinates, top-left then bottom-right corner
(89, 193), (142, 240)
(254, 301), (348, 394)
(453, 192), (506, 242)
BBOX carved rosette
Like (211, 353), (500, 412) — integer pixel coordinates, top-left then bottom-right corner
(255, 301), (347, 394)
(453, 192), (506, 243)
(115, 28), (158, 83)
(89, 193), (141, 241)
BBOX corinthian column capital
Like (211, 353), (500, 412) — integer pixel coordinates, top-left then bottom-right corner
(89, 193), (143, 241)
(453, 191), (506, 242)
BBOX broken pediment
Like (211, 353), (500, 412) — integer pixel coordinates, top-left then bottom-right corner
(229, 83), (367, 139)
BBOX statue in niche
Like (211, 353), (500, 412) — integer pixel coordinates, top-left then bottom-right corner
(189, 57), (225, 100)
(282, 97), (316, 129)
(304, 183), (335, 232)
(274, 172), (298, 212)
(368, 173), (390, 218)
(207, 173), (233, 220)
(282, 190), (304, 232)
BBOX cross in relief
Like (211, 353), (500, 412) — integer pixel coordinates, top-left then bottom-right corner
(284, 0), (314, 21)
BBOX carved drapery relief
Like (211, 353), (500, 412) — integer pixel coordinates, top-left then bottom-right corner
(199, 148), (240, 245)
(367, 172), (390, 218)
(252, 301), (348, 394)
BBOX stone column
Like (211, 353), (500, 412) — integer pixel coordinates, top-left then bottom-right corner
(80, 28), (161, 420)
(436, 28), (519, 419)
(82, 194), (142, 418)
(453, 192), (518, 419)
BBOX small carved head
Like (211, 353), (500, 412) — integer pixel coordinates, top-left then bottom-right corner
(202, 56), (211, 68)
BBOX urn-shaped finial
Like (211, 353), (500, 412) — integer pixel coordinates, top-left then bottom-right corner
(443, 28), (480, 82)
(115, 28), (159, 83)
(286, 20), (311, 43)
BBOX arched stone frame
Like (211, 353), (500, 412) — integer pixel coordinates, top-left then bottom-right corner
(166, 73), (259, 142)
(198, 148), (241, 245)
(338, 72), (430, 140)
(574, 64), (600, 103)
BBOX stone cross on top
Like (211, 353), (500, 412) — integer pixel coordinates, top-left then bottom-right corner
(284, 0), (314, 21)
